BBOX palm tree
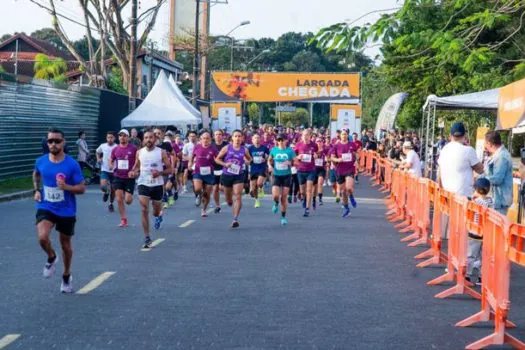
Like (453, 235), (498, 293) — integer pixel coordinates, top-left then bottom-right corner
(33, 53), (67, 82)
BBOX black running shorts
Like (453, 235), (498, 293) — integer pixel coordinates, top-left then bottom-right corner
(272, 175), (292, 189)
(138, 185), (164, 201)
(36, 209), (76, 236)
(112, 177), (136, 194)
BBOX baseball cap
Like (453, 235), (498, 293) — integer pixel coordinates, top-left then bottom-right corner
(450, 122), (466, 137)
(166, 130), (174, 136)
(118, 129), (129, 136)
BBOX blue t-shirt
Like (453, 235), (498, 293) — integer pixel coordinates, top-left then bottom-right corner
(249, 145), (269, 174)
(270, 147), (296, 176)
(35, 154), (84, 217)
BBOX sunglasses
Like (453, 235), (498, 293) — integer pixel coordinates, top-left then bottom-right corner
(47, 138), (63, 145)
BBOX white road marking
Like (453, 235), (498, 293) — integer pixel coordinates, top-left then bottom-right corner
(141, 238), (165, 251)
(179, 220), (195, 228)
(0, 334), (21, 349)
(76, 272), (116, 295)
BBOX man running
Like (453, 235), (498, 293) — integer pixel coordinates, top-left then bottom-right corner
(248, 134), (270, 208)
(129, 130), (172, 248)
(215, 130), (252, 228)
(110, 129), (138, 227)
(268, 134), (297, 225)
(33, 128), (85, 293)
(294, 129), (318, 217)
(352, 132), (362, 183)
(154, 128), (176, 209)
(190, 130), (218, 217)
(96, 131), (117, 212)
(182, 131), (197, 195)
(330, 129), (358, 218)
(211, 129), (229, 214)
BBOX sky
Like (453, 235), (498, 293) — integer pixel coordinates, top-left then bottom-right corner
(1, 0), (402, 59)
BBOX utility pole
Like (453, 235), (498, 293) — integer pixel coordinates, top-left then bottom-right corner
(129, 0), (138, 111)
(168, 0), (176, 60)
(191, 0), (200, 107)
(230, 37), (234, 71)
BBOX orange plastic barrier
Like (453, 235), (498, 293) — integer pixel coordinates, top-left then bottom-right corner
(387, 170), (408, 224)
(396, 174), (418, 234)
(380, 160), (393, 194)
(456, 213), (525, 349)
(358, 150), (366, 172)
(401, 177), (431, 247)
(427, 194), (481, 299)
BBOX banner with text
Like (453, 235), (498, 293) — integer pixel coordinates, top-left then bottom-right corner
(211, 72), (360, 103)
(497, 78), (525, 130)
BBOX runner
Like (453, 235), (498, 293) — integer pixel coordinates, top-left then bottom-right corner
(189, 130), (218, 217)
(110, 129), (138, 227)
(96, 131), (117, 212)
(352, 132), (363, 184)
(330, 129), (358, 218)
(248, 134), (270, 208)
(211, 129), (229, 214)
(268, 133), (297, 225)
(182, 131), (197, 196)
(153, 128), (176, 209)
(129, 130), (172, 248)
(294, 129), (318, 217)
(314, 136), (329, 206)
(174, 134), (185, 197)
(33, 128), (85, 293)
(167, 131), (181, 201)
(215, 130), (252, 228)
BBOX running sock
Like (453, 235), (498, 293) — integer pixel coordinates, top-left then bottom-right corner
(234, 216), (238, 221)
(62, 274), (70, 283)
(349, 193), (355, 200)
(162, 192), (168, 202)
(274, 200), (279, 205)
(47, 254), (57, 264)
(167, 189), (173, 197)
(281, 212), (286, 218)
(344, 204), (349, 209)
(319, 193), (323, 200)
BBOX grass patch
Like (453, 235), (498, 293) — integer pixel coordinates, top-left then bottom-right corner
(0, 176), (33, 195)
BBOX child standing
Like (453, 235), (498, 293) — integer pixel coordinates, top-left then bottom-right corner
(467, 178), (494, 285)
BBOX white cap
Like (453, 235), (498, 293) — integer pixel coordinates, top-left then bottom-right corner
(118, 129), (130, 136)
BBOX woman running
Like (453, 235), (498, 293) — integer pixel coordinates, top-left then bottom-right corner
(189, 130), (218, 217)
(294, 129), (318, 217)
(314, 136), (329, 207)
(329, 129), (358, 218)
(215, 130), (252, 228)
(268, 134), (297, 226)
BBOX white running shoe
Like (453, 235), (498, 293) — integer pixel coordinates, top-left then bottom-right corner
(43, 255), (59, 279)
(60, 275), (73, 293)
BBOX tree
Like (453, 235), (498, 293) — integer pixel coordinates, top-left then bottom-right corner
(280, 107), (309, 126)
(106, 66), (127, 94)
(0, 34), (11, 42)
(30, 28), (66, 51)
(247, 103), (260, 123)
(33, 53), (67, 82)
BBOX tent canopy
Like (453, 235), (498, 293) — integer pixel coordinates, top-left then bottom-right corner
(168, 74), (201, 119)
(121, 70), (201, 128)
(423, 88), (500, 111)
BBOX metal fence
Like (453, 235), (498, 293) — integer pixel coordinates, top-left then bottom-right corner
(0, 75), (100, 179)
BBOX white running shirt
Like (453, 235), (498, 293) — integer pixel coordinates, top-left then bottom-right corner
(137, 147), (164, 187)
(96, 143), (117, 173)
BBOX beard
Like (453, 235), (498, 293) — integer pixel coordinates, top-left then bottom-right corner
(50, 148), (61, 155)
(146, 142), (154, 148)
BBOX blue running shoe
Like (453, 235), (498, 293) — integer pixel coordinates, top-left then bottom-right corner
(272, 202), (279, 214)
(350, 195), (357, 208)
(280, 217), (288, 226)
(342, 207), (351, 218)
(154, 216), (163, 230)
(303, 208), (310, 217)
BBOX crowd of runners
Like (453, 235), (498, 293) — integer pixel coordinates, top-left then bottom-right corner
(32, 125), (364, 293)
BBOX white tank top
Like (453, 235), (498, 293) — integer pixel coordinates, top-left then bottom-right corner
(137, 147), (164, 187)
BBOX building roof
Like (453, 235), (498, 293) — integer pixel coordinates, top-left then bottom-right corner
(0, 33), (75, 61)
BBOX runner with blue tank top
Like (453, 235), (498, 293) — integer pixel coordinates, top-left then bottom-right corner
(33, 128), (86, 293)
(248, 134), (269, 209)
(215, 130), (252, 228)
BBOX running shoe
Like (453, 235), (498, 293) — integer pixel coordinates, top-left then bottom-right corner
(350, 195), (357, 208)
(231, 220), (240, 228)
(214, 206), (221, 214)
(280, 217), (288, 226)
(173, 191), (179, 201)
(335, 196), (341, 203)
(182, 186), (187, 193)
(119, 218), (128, 227)
(355, 178), (360, 184)
(254, 199), (261, 208)
(303, 208), (310, 217)
(162, 202), (169, 210)
(108, 203), (114, 213)
(43, 255), (58, 278)
(476, 277), (482, 286)
(258, 188), (265, 198)
(103, 192), (109, 202)
(60, 275), (73, 294)
(319, 198), (324, 206)
(143, 236), (153, 248)
(287, 195), (292, 204)
(168, 197), (175, 207)
(195, 194), (202, 207)
(272, 202), (279, 214)
(201, 209), (208, 217)
(154, 216), (163, 230)
(312, 198), (317, 210)
(302, 199), (306, 209)
(342, 207), (351, 218)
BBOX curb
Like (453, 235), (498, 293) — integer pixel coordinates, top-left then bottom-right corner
(0, 190), (33, 203)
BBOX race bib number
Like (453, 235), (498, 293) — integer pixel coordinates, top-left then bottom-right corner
(200, 166), (211, 176)
(342, 153), (353, 162)
(214, 170), (223, 176)
(301, 154), (312, 163)
(291, 166), (298, 175)
(44, 186), (64, 203)
(315, 158), (324, 167)
(228, 163), (241, 175)
(276, 162), (289, 171)
(117, 159), (129, 170)
(253, 156), (264, 164)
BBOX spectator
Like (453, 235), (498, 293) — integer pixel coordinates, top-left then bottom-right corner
(388, 140), (403, 161)
(129, 128), (142, 148)
(482, 131), (513, 215)
(364, 131), (377, 151)
(438, 122), (483, 198)
(400, 141), (422, 177)
(76, 131), (90, 170)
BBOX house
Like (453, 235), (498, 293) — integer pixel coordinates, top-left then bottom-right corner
(0, 33), (184, 97)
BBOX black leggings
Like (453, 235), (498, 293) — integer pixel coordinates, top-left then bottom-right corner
(291, 174), (300, 196)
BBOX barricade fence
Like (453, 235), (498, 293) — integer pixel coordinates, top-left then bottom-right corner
(358, 149), (525, 349)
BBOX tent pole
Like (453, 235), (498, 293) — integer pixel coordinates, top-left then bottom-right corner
(430, 103), (437, 180)
(424, 104), (431, 177)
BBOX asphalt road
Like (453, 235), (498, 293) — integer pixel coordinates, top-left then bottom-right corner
(1, 177), (524, 349)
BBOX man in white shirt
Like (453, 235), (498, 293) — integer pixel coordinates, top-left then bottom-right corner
(400, 141), (422, 177)
(438, 122), (484, 197)
(96, 131), (118, 212)
(182, 131), (197, 193)
(437, 122), (483, 238)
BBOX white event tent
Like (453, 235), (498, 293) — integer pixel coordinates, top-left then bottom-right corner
(121, 70), (201, 128)
(168, 74), (201, 120)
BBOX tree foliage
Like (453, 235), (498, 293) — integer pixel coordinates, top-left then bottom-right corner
(33, 53), (67, 82)
(280, 107), (310, 127)
(311, 0), (525, 129)
(247, 103), (260, 123)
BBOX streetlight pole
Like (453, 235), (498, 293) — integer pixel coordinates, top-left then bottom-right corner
(225, 20), (250, 71)
(191, 0), (200, 106)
